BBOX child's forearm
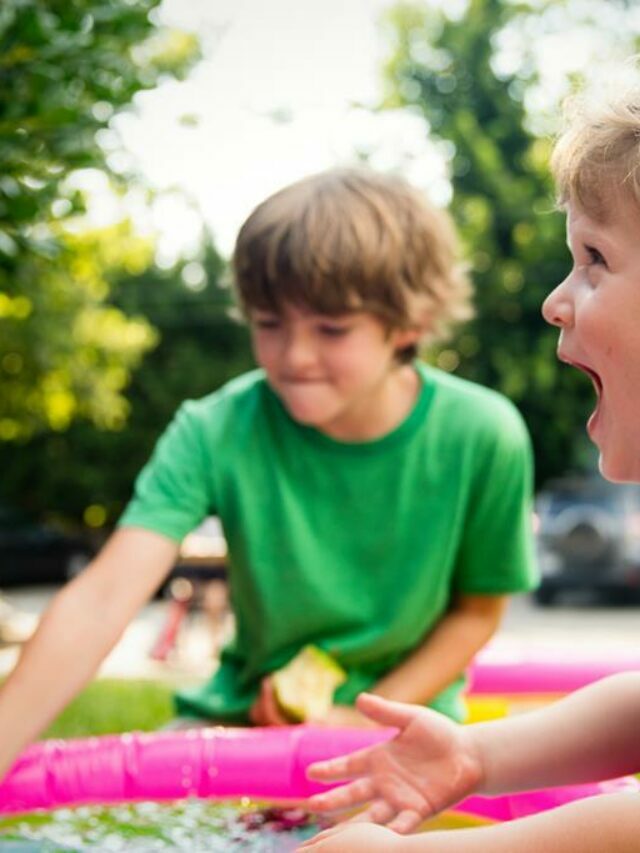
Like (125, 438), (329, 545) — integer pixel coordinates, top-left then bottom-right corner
(0, 573), (124, 776)
(396, 793), (640, 853)
(472, 672), (640, 794)
(0, 528), (177, 779)
(372, 595), (506, 705)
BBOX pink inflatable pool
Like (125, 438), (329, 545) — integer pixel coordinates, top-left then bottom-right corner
(0, 725), (636, 821)
(470, 640), (640, 694)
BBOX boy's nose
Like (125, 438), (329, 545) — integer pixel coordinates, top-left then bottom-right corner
(281, 332), (316, 371)
(542, 277), (573, 328)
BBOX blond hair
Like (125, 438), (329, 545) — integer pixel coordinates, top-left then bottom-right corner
(232, 169), (472, 359)
(552, 64), (640, 220)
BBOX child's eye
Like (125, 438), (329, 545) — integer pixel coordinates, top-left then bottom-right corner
(318, 324), (351, 337)
(585, 245), (606, 267)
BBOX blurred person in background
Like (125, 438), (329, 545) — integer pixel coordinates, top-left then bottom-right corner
(0, 169), (535, 780)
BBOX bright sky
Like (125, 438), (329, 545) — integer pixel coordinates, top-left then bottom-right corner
(110, 0), (450, 261)
(84, 0), (638, 264)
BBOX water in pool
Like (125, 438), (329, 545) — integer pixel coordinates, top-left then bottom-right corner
(0, 800), (317, 851)
(0, 800), (489, 851)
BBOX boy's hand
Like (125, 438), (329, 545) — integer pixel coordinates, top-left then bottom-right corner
(249, 676), (291, 726)
(297, 822), (401, 851)
(305, 693), (483, 834)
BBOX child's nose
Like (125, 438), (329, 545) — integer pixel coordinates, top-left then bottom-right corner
(282, 331), (316, 370)
(542, 277), (574, 328)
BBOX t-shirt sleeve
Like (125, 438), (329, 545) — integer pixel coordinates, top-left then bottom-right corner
(453, 400), (538, 594)
(118, 400), (214, 543)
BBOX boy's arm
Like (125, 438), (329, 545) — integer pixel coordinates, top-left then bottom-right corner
(412, 794), (640, 853)
(320, 594), (506, 726)
(476, 670), (640, 793)
(298, 793), (640, 852)
(0, 527), (178, 779)
(370, 593), (507, 705)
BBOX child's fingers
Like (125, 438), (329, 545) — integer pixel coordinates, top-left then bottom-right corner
(355, 693), (415, 729)
(307, 777), (375, 813)
(261, 676), (290, 725)
(249, 677), (289, 726)
(306, 744), (373, 781)
(386, 808), (425, 835)
(353, 798), (395, 825)
(248, 694), (264, 726)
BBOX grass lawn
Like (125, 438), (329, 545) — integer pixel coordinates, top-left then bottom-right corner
(41, 679), (177, 739)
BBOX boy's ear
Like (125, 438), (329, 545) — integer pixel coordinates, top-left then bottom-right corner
(392, 324), (426, 351)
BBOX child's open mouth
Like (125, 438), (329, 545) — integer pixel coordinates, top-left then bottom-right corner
(574, 361), (603, 396)
(568, 360), (604, 438)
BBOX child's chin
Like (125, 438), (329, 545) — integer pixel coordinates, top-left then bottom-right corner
(598, 453), (640, 484)
(285, 404), (326, 427)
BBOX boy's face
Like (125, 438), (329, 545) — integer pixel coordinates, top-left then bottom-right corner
(542, 198), (640, 482)
(249, 304), (419, 440)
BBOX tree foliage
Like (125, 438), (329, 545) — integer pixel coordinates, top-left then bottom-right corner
(0, 0), (199, 440)
(1, 222), (159, 439)
(382, 0), (639, 485)
(0, 241), (254, 525)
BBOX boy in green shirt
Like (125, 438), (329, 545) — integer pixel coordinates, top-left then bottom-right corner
(0, 170), (535, 771)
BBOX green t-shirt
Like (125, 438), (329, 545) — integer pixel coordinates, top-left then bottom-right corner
(119, 363), (537, 722)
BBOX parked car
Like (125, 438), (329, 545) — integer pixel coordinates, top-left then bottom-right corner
(0, 507), (96, 586)
(534, 476), (640, 605)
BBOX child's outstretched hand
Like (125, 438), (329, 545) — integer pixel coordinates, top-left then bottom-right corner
(305, 693), (483, 834)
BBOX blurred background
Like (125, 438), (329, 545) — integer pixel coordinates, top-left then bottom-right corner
(2, 0), (640, 673)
